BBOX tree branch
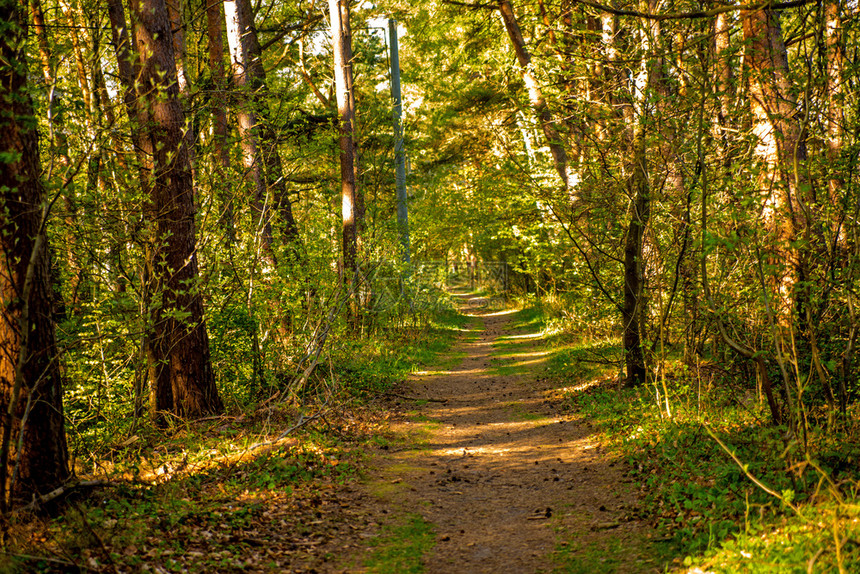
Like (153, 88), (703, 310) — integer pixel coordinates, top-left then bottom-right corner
(570, 0), (815, 21)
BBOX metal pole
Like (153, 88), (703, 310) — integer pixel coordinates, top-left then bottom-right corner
(389, 18), (409, 263)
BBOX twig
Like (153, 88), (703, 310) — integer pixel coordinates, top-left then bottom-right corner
(703, 423), (807, 520)
(17, 480), (109, 514)
(383, 392), (448, 403)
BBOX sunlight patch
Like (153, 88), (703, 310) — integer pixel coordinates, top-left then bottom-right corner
(558, 379), (606, 394)
(503, 332), (543, 340)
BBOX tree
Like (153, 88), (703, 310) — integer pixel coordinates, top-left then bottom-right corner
(129, 0), (223, 419)
(223, 0), (278, 263)
(330, 0), (360, 314)
(223, 0), (301, 259)
(205, 0), (234, 235)
(0, 0), (69, 505)
(497, 0), (578, 203)
(619, 3), (658, 388)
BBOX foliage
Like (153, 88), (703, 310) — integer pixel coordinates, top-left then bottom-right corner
(560, 347), (860, 572)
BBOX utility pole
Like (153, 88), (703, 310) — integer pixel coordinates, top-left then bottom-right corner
(389, 18), (409, 263)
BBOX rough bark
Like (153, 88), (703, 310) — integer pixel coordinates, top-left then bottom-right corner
(131, 0), (223, 419)
(0, 0), (70, 505)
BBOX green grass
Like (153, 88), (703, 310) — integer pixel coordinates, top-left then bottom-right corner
(364, 513), (436, 574)
(507, 304), (548, 332)
(551, 537), (625, 573)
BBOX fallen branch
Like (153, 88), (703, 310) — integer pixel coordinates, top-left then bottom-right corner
(17, 480), (109, 513)
(384, 392), (448, 403)
(4, 554), (86, 570)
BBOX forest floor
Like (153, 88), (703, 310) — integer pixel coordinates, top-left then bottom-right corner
(331, 292), (667, 573)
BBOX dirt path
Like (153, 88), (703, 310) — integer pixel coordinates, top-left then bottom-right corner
(338, 294), (662, 573)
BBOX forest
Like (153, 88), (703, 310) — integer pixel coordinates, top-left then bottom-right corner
(0, 0), (859, 570)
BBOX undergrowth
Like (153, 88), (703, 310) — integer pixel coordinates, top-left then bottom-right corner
(514, 301), (860, 573)
(3, 294), (467, 573)
(568, 380), (860, 572)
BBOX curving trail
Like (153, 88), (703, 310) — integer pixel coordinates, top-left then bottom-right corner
(340, 293), (660, 573)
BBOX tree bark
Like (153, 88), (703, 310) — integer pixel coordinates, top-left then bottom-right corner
(622, 132), (650, 387)
(621, 8), (657, 387)
(497, 0), (578, 203)
(205, 0), (234, 234)
(131, 0), (223, 419)
(713, 12), (734, 155)
(824, 0), (845, 243)
(223, 0), (277, 263)
(223, 0), (301, 257)
(0, 0), (70, 506)
(742, 7), (808, 321)
(330, 0), (359, 307)
(166, 0), (197, 180)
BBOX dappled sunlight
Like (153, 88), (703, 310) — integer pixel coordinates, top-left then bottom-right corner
(506, 356), (551, 368)
(495, 349), (553, 359)
(482, 308), (518, 317)
(502, 331), (544, 340)
(557, 378), (612, 395)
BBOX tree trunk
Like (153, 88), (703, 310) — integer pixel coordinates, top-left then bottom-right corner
(131, 0), (223, 420)
(742, 7), (809, 321)
(330, 0), (360, 316)
(223, 0), (301, 257)
(0, 0), (69, 506)
(166, 0), (197, 181)
(713, 11), (734, 163)
(497, 0), (578, 203)
(622, 6), (659, 387)
(205, 0), (234, 235)
(223, 0), (277, 263)
(824, 0), (845, 244)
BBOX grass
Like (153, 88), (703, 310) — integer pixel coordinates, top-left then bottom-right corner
(500, 400), (546, 421)
(364, 513), (435, 573)
(551, 536), (625, 573)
